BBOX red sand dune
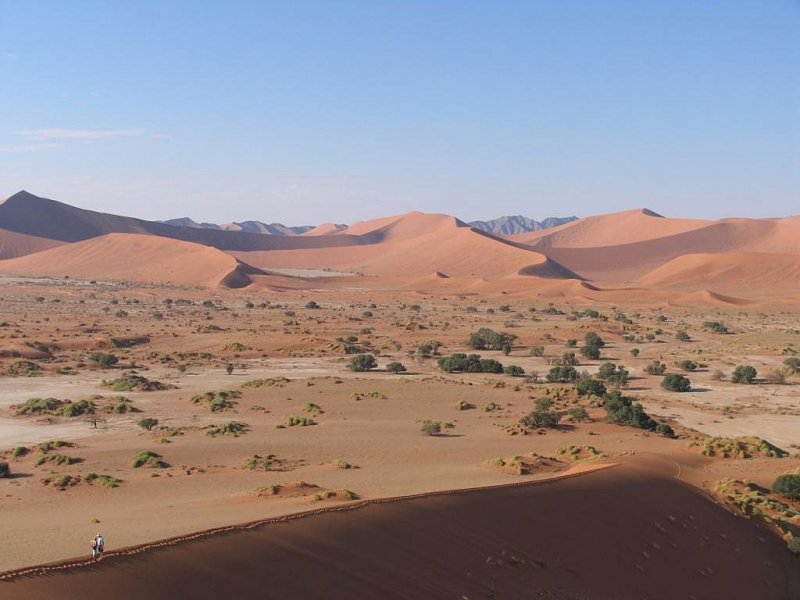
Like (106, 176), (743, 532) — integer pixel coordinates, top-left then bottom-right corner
(0, 233), (263, 289)
(639, 252), (800, 294)
(2, 457), (798, 599)
(236, 212), (581, 280)
(0, 228), (64, 260)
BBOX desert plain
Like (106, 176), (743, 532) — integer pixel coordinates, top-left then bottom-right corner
(0, 193), (799, 598)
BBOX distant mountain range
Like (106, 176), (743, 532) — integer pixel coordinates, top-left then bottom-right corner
(160, 214), (577, 236)
(162, 217), (314, 236)
(468, 215), (578, 235)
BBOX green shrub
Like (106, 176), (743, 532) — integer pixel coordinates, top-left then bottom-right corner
(243, 454), (276, 471)
(191, 390), (240, 412)
(305, 301), (320, 309)
(348, 354), (377, 372)
(386, 361), (407, 374)
(137, 417), (159, 430)
(15, 397), (63, 415)
(675, 330), (691, 341)
(85, 473), (122, 488)
(788, 537), (800, 555)
(579, 345), (601, 360)
(88, 352), (119, 368)
(597, 362), (629, 386)
(703, 321), (730, 334)
(655, 423), (675, 438)
(37, 440), (71, 453)
(132, 450), (168, 468)
(438, 353), (503, 373)
(467, 328), (517, 351)
(59, 400), (96, 417)
(731, 365), (757, 384)
(576, 379), (606, 397)
(520, 410), (562, 429)
(0, 461), (9, 478)
(567, 407), (589, 421)
(286, 416), (316, 427)
(529, 346), (545, 357)
(603, 391), (659, 431)
(420, 420), (442, 436)
(645, 361), (667, 375)
(661, 373), (691, 392)
(455, 400), (475, 411)
(584, 332), (605, 348)
(303, 402), (323, 415)
(504, 365), (525, 376)
(11, 446), (29, 459)
(546, 365), (579, 383)
(783, 357), (800, 374)
(771, 474), (800, 500)
(35, 453), (80, 467)
(206, 421), (249, 437)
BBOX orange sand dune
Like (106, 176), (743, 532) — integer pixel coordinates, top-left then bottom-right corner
(3, 457), (798, 599)
(640, 252), (800, 294)
(0, 233), (263, 289)
(0, 228), (64, 260)
(511, 208), (712, 248)
(235, 212), (581, 280)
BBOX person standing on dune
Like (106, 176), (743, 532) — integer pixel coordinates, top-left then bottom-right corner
(95, 533), (105, 559)
(90, 537), (98, 561)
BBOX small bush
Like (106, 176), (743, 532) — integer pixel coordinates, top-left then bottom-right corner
(661, 373), (691, 392)
(504, 365), (525, 376)
(438, 353), (503, 374)
(788, 537), (800, 556)
(783, 357), (800, 374)
(771, 474), (800, 500)
(703, 321), (730, 334)
(348, 354), (377, 372)
(132, 450), (168, 468)
(644, 361), (667, 375)
(286, 416), (316, 427)
(11, 446), (29, 459)
(85, 473), (122, 488)
(243, 454), (276, 471)
(88, 353), (119, 368)
(35, 453), (80, 467)
(530, 346), (545, 357)
(730, 365), (757, 384)
(677, 360), (698, 372)
(206, 421), (249, 437)
(520, 410), (562, 429)
(567, 407), (589, 421)
(386, 362), (407, 374)
(15, 397), (63, 415)
(420, 420), (442, 436)
(675, 330), (691, 341)
(137, 417), (159, 431)
(0, 461), (9, 478)
(191, 390), (240, 412)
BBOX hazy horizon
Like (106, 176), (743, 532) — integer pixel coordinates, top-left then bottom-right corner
(1, 1), (798, 224)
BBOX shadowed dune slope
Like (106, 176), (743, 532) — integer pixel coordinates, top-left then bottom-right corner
(639, 252), (800, 294)
(0, 191), (370, 253)
(2, 459), (798, 600)
(0, 228), (64, 260)
(0, 233), (263, 288)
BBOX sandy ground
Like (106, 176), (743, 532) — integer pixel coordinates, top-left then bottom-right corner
(1, 281), (799, 576)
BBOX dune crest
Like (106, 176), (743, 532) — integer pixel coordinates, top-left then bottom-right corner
(0, 233), (263, 289)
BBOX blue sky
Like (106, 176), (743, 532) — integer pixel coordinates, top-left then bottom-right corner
(1, 1), (798, 224)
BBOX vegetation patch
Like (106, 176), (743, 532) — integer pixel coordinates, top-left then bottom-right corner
(0, 461), (9, 478)
(698, 436), (788, 459)
(5, 360), (40, 377)
(35, 453), (81, 467)
(557, 445), (604, 462)
(85, 473), (122, 488)
(132, 450), (169, 468)
(102, 374), (174, 392)
(242, 377), (291, 388)
(243, 454), (279, 471)
(41, 474), (81, 490)
(487, 453), (563, 476)
(438, 353), (504, 373)
(191, 390), (241, 412)
(206, 421), (249, 437)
